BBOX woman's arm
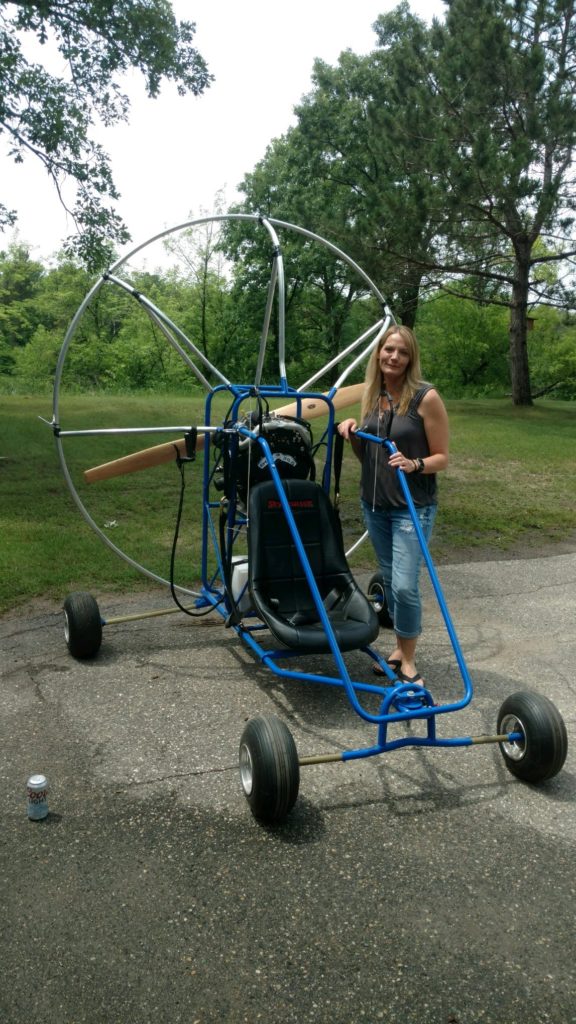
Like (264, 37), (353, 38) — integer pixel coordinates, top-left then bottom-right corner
(419, 389), (449, 473)
(387, 389), (450, 475)
(337, 418), (363, 462)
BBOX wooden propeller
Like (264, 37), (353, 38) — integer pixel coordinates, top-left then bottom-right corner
(83, 382), (364, 483)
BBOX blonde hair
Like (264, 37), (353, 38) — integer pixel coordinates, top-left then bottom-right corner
(361, 324), (425, 421)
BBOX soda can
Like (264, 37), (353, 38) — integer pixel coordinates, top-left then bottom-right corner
(26, 774), (49, 821)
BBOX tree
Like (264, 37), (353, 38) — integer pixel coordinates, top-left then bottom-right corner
(0, 242), (46, 373)
(277, 1), (576, 404)
(225, 131), (384, 385)
(409, 0), (576, 404)
(416, 291), (510, 396)
(162, 194), (232, 365)
(0, 1), (211, 269)
(294, 12), (447, 328)
(526, 306), (576, 398)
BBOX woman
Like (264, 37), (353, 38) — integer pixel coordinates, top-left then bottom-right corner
(338, 325), (449, 684)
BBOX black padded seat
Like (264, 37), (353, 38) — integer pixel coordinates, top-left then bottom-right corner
(247, 479), (380, 654)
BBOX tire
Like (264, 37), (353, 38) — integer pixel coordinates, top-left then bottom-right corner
(239, 715), (300, 823)
(367, 572), (394, 630)
(63, 592), (103, 659)
(497, 691), (568, 783)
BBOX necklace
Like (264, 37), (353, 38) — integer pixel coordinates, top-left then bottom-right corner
(379, 391), (400, 417)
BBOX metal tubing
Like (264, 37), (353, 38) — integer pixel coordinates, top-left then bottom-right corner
(470, 732), (523, 745)
(343, 736), (473, 760)
(255, 652), (394, 698)
(299, 319), (386, 391)
(343, 731), (524, 760)
(255, 255), (278, 388)
(297, 731), (523, 767)
(199, 409), (473, 727)
(54, 434), (200, 595)
(140, 305), (213, 389)
(104, 273), (229, 387)
(331, 319), (392, 391)
(53, 212), (389, 422)
(50, 214), (393, 598)
(199, 384), (335, 594)
(355, 431), (475, 715)
(269, 218), (390, 307)
(227, 424), (461, 726)
(258, 218), (287, 384)
(345, 529), (369, 558)
(53, 274), (106, 419)
(238, 429), (360, 706)
(299, 753), (344, 766)
(55, 425), (216, 438)
(103, 604), (204, 625)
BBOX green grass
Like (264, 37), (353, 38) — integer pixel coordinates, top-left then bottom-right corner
(1, 393), (575, 614)
(435, 399), (576, 556)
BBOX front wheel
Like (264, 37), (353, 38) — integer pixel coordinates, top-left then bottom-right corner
(497, 691), (568, 783)
(239, 715), (300, 824)
(64, 592), (103, 659)
(367, 572), (394, 630)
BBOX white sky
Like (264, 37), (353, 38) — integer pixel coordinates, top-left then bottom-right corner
(2, 0), (445, 262)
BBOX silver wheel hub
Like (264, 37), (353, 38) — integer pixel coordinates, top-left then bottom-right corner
(500, 713), (526, 761)
(239, 744), (254, 795)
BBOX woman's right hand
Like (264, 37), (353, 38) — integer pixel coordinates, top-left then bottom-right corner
(338, 418), (358, 440)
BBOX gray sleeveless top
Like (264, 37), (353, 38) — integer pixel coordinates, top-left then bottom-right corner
(360, 386), (438, 510)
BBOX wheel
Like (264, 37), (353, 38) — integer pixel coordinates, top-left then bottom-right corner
(367, 572), (394, 629)
(239, 715), (300, 823)
(497, 691), (568, 783)
(63, 592), (103, 659)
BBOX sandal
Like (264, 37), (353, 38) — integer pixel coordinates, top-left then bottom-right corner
(372, 658), (401, 677)
(398, 670), (425, 686)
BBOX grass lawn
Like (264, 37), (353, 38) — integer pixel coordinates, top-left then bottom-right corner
(1, 392), (575, 614)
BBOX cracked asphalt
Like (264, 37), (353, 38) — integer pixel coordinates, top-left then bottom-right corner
(1, 554), (575, 1024)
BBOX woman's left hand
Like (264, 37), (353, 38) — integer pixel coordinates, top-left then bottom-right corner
(388, 450), (416, 472)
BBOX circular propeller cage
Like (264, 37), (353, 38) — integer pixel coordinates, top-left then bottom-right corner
(51, 214), (395, 592)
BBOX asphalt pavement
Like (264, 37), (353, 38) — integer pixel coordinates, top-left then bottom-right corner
(1, 553), (575, 1024)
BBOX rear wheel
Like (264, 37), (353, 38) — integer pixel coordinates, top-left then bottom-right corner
(367, 572), (393, 629)
(63, 592), (103, 659)
(497, 691), (567, 783)
(239, 715), (300, 824)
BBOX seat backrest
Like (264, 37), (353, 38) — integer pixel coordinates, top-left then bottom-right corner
(247, 479), (379, 653)
(248, 478), (347, 616)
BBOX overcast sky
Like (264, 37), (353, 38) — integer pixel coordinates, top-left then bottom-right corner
(3, 0), (445, 262)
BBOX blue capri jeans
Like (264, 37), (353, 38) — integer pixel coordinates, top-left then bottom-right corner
(361, 500), (437, 639)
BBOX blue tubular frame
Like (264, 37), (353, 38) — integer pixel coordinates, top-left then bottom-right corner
(198, 396), (482, 758)
(355, 430), (476, 712)
(200, 383), (338, 591)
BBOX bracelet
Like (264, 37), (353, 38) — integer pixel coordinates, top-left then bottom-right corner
(413, 457), (425, 474)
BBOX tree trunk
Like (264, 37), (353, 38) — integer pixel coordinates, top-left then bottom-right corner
(509, 252), (533, 406)
(395, 274), (422, 329)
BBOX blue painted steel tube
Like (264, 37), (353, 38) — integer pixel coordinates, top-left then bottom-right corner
(241, 432), (352, 676)
(355, 430), (474, 714)
(235, 632), (389, 698)
(200, 383), (337, 592)
(201, 383), (291, 587)
(200, 405), (476, 740)
(235, 425), (416, 725)
(230, 426), (467, 726)
(343, 735), (477, 760)
(342, 730), (523, 760)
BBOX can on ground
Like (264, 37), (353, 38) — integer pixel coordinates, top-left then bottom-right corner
(26, 774), (49, 820)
